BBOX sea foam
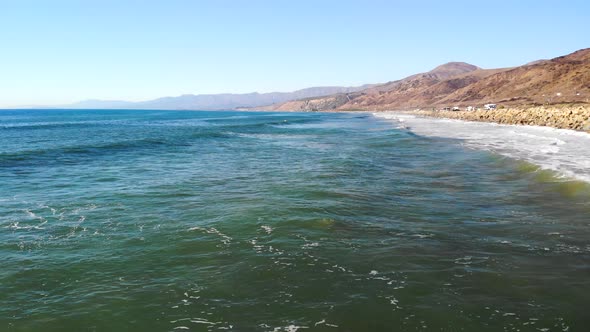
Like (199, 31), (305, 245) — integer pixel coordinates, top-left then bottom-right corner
(374, 113), (590, 182)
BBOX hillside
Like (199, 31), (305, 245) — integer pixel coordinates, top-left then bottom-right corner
(256, 48), (590, 112)
(340, 66), (509, 110)
(439, 48), (590, 106)
(261, 62), (490, 111)
(367, 62), (480, 93)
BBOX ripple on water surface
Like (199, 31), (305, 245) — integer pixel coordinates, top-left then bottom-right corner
(1, 110), (589, 331)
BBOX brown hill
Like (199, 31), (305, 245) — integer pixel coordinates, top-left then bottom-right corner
(439, 48), (590, 107)
(261, 62), (482, 111)
(370, 62), (480, 93)
(341, 67), (509, 110)
(255, 48), (590, 112)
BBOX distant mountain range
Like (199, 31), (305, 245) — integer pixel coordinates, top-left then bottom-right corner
(256, 48), (590, 111)
(17, 48), (589, 112)
(59, 85), (375, 111)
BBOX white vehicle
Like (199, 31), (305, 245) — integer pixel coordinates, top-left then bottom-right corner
(484, 103), (497, 110)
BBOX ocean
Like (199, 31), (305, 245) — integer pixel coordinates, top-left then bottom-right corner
(1, 110), (589, 331)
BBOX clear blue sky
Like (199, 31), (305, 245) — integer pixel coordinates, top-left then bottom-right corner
(0, 0), (588, 106)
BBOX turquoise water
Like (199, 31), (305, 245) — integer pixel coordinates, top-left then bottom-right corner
(1, 110), (589, 331)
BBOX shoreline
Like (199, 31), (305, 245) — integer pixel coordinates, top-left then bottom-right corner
(388, 104), (590, 133)
(373, 110), (590, 183)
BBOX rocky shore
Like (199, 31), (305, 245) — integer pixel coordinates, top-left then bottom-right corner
(404, 104), (590, 132)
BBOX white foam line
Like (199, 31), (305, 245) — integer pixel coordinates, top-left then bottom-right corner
(374, 112), (590, 183)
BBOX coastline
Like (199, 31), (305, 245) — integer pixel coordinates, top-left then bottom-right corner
(373, 110), (590, 183)
(392, 104), (590, 133)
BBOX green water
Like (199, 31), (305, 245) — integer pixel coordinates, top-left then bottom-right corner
(1, 110), (589, 331)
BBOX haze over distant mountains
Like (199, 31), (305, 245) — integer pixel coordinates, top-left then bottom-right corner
(60, 86), (374, 111)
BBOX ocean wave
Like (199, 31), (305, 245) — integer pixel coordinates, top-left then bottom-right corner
(0, 137), (187, 168)
(0, 121), (108, 131)
(374, 112), (590, 183)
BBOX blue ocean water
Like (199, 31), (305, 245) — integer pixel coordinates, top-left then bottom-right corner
(1, 110), (589, 331)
